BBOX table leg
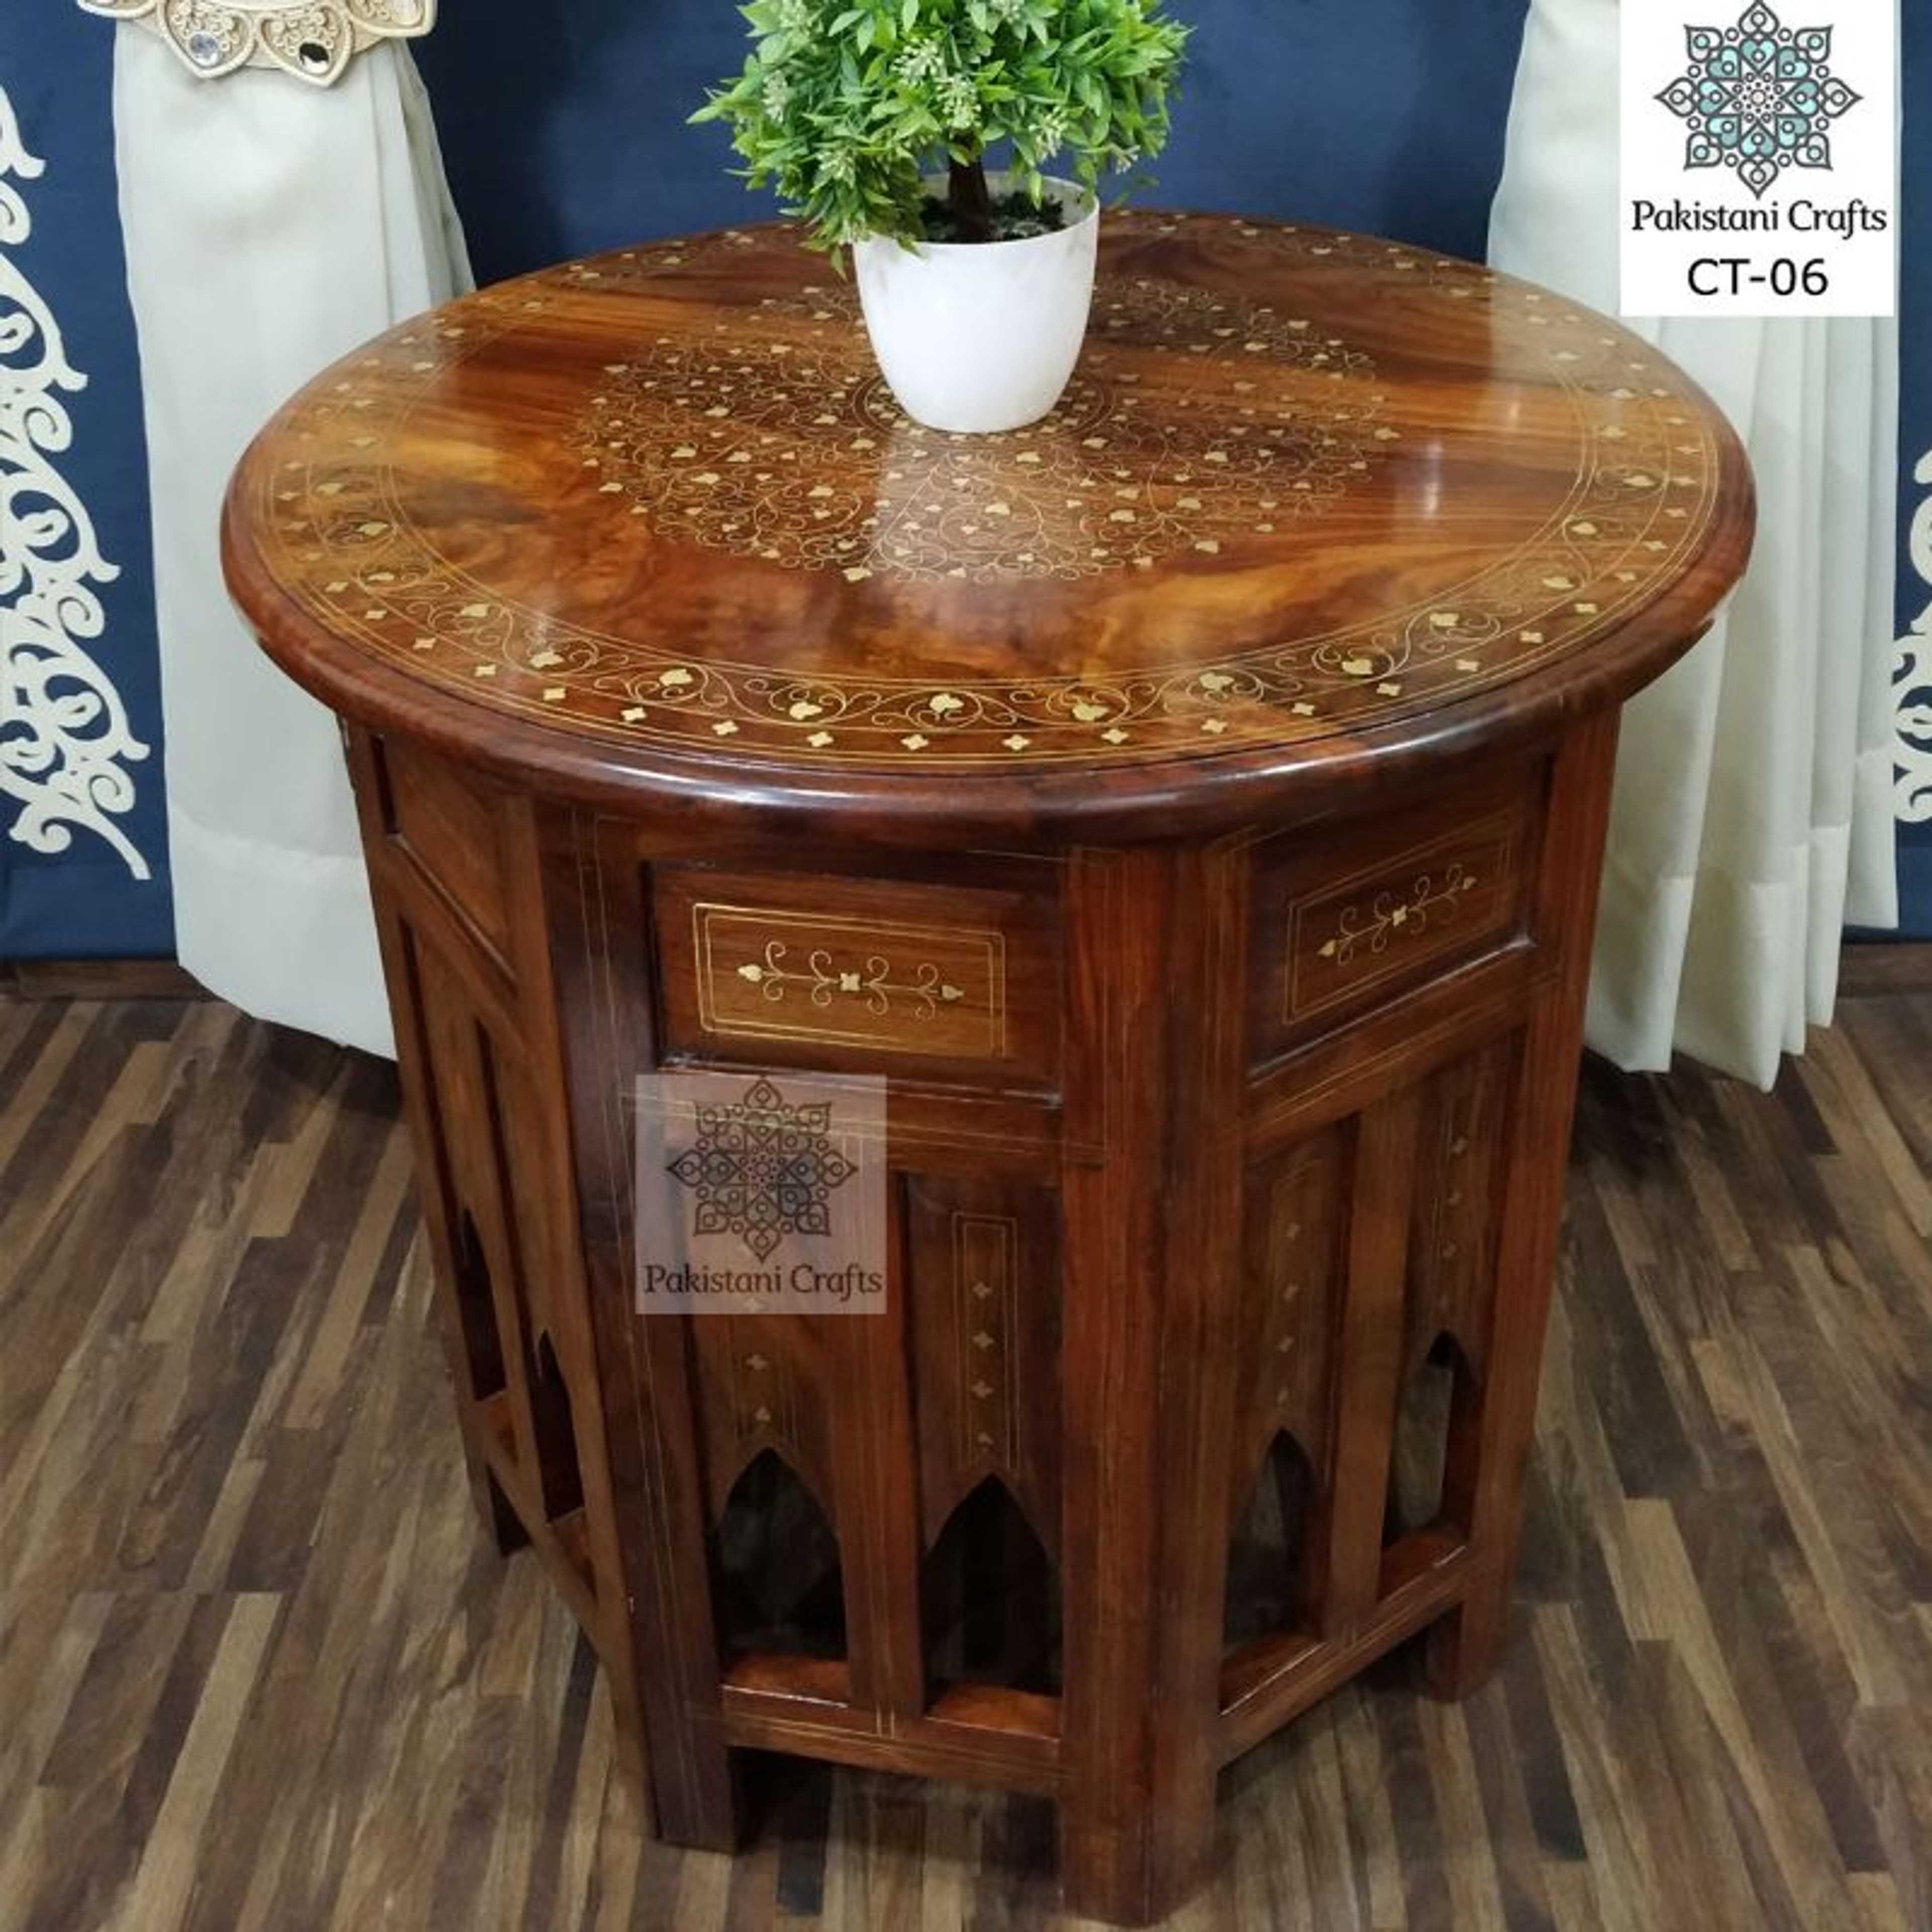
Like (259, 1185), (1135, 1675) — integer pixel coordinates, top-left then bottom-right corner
(543, 811), (743, 1852)
(1059, 846), (1248, 1924)
(1424, 710), (1621, 1701)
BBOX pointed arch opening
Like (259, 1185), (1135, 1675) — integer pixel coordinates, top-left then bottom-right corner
(1384, 1331), (1477, 1546)
(710, 1447), (846, 1661)
(453, 1208), (507, 1398)
(922, 1476), (1060, 1697)
(530, 1329), (585, 1520)
(1224, 1430), (1318, 1651)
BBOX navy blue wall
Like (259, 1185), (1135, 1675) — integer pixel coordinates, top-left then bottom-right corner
(1896, 1), (1930, 938)
(2, 6), (172, 959)
(414, 0), (1532, 283)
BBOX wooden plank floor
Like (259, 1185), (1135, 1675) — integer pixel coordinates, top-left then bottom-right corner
(2, 990), (1928, 1932)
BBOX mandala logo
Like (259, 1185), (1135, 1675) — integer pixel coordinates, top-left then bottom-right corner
(1655, 0), (1861, 199)
(665, 1075), (856, 1261)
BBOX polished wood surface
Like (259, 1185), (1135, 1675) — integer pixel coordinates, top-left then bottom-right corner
(218, 216), (1753, 1923)
(223, 214), (1752, 841)
(4, 989), (1928, 1930)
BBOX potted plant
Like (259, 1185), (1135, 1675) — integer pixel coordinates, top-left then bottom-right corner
(694, 0), (1188, 435)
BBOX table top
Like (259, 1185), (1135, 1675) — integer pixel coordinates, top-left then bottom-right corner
(223, 213), (1753, 842)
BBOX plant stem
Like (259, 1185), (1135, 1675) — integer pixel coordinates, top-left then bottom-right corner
(947, 153), (994, 243)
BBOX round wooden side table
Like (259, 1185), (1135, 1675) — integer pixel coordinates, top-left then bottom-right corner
(223, 214), (1752, 1926)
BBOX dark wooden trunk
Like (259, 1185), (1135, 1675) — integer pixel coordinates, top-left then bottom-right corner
(947, 154), (995, 243)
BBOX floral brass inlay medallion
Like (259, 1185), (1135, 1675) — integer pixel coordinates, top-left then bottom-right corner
(693, 903), (1006, 1058)
(577, 277), (1386, 583)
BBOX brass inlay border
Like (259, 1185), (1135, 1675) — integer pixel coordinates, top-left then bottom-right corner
(258, 216), (1729, 769)
(692, 902), (1008, 1058)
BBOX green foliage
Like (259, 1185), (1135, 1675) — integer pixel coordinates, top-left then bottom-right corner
(691, 0), (1189, 252)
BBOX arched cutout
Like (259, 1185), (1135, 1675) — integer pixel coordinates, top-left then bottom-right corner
(922, 1476), (1060, 1697)
(531, 1330), (585, 1520)
(1224, 1430), (1317, 1651)
(710, 1447), (846, 1660)
(453, 1208), (507, 1398)
(1384, 1332), (1474, 1545)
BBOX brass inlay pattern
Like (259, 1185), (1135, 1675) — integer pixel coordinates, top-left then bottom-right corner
(693, 902), (1006, 1058)
(727, 1320), (799, 1458)
(953, 1211), (1019, 1469)
(1262, 1159), (1319, 1422)
(735, 940), (967, 1018)
(1284, 813), (1520, 1021)
(1315, 862), (1480, 964)
(576, 277), (1385, 583)
(257, 215), (1727, 768)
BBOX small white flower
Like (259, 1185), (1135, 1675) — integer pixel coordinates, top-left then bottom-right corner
(937, 70), (978, 127)
(894, 40), (943, 88)
(1032, 108), (1068, 155)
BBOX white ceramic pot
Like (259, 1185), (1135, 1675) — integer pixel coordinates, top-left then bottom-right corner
(851, 176), (1099, 435)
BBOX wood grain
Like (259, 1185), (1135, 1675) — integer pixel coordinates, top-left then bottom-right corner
(3, 987), (1927, 1928)
(222, 214), (1754, 845)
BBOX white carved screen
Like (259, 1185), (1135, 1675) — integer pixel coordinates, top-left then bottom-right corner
(0, 81), (154, 883)
(1896, 448), (1932, 826)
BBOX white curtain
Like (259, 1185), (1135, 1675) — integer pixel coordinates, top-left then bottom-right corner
(114, 31), (470, 1056)
(1490, 0), (1899, 1088)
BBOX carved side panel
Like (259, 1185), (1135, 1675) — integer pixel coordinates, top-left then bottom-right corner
(473, 1027), (580, 1522)
(1229, 1125), (1349, 1523)
(364, 736), (593, 1559)
(401, 927), (588, 1530)
(1382, 1031), (1522, 1547)
(1402, 1033), (1520, 1385)
(904, 1175), (1062, 1560)
(1221, 1126), (1347, 1646)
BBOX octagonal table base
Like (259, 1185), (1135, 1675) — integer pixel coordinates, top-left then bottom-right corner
(345, 706), (1618, 1926)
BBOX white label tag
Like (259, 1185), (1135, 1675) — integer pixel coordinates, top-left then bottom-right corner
(1620, 0), (1896, 317)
